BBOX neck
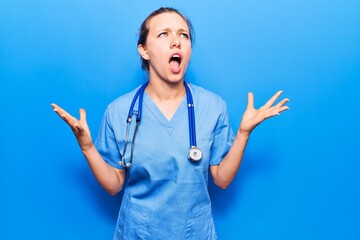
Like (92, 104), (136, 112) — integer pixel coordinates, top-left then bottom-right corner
(146, 79), (186, 102)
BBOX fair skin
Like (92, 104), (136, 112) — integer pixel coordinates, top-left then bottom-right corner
(51, 12), (289, 195)
(138, 13), (192, 120)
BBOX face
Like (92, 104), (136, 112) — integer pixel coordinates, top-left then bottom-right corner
(138, 12), (192, 84)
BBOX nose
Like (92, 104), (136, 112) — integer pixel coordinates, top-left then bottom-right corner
(170, 34), (181, 48)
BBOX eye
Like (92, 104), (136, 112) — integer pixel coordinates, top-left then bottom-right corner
(158, 32), (168, 38)
(180, 32), (189, 39)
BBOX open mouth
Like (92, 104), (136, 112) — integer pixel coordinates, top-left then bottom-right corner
(169, 53), (182, 72)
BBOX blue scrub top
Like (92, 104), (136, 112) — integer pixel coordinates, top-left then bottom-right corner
(95, 84), (234, 239)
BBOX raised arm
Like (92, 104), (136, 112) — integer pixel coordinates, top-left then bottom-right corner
(51, 103), (125, 195)
(210, 91), (289, 189)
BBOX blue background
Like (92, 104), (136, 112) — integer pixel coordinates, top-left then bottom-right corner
(1, 0), (359, 239)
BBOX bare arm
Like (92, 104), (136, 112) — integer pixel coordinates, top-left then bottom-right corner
(210, 91), (290, 189)
(51, 103), (125, 195)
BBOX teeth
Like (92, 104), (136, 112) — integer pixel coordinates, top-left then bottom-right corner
(172, 54), (180, 58)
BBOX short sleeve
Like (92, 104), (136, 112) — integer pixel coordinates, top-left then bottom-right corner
(209, 99), (235, 166)
(95, 107), (125, 169)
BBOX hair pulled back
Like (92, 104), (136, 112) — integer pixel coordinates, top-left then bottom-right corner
(137, 7), (195, 71)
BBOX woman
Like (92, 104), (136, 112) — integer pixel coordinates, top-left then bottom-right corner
(51, 7), (289, 239)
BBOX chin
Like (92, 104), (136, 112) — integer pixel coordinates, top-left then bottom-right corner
(165, 75), (185, 84)
(149, 68), (185, 84)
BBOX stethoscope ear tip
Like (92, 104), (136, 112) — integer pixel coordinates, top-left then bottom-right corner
(120, 158), (132, 168)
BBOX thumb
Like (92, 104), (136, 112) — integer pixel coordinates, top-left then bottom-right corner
(247, 92), (254, 109)
(79, 108), (87, 122)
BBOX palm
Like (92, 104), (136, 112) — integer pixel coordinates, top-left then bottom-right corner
(239, 91), (289, 134)
(51, 103), (93, 151)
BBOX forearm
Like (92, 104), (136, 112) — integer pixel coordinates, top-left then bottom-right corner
(82, 145), (125, 195)
(51, 104), (125, 195)
(212, 130), (250, 189)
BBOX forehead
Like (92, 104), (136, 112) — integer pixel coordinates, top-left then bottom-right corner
(147, 12), (189, 32)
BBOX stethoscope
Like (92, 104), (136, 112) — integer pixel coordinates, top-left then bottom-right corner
(120, 81), (202, 168)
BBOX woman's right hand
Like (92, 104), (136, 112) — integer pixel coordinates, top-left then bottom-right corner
(51, 103), (94, 152)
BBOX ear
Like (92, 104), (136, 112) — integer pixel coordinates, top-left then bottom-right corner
(138, 44), (149, 60)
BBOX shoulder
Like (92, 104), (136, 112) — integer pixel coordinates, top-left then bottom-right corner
(189, 83), (228, 109)
(103, 85), (141, 119)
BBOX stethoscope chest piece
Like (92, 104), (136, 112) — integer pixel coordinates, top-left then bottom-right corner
(120, 81), (202, 168)
(188, 146), (202, 162)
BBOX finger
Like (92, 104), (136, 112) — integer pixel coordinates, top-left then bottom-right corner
(268, 105), (290, 118)
(51, 103), (68, 117)
(50, 103), (59, 110)
(247, 92), (254, 109)
(59, 110), (73, 123)
(51, 104), (78, 126)
(79, 108), (87, 122)
(264, 90), (283, 108)
(51, 104), (86, 136)
(278, 105), (290, 113)
(274, 98), (290, 109)
(78, 109), (89, 134)
(51, 103), (64, 115)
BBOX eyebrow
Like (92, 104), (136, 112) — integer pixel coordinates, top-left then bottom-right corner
(155, 27), (189, 34)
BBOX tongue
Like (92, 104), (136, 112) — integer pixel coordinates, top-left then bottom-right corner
(169, 60), (180, 73)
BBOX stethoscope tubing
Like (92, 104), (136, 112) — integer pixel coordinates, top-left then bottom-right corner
(184, 82), (196, 147)
(121, 81), (201, 168)
(127, 82), (149, 122)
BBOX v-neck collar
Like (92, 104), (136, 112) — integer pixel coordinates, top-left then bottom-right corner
(143, 92), (187, 135)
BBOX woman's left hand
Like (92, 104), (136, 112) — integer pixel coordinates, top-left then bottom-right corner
(239, 90), (289, 136)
